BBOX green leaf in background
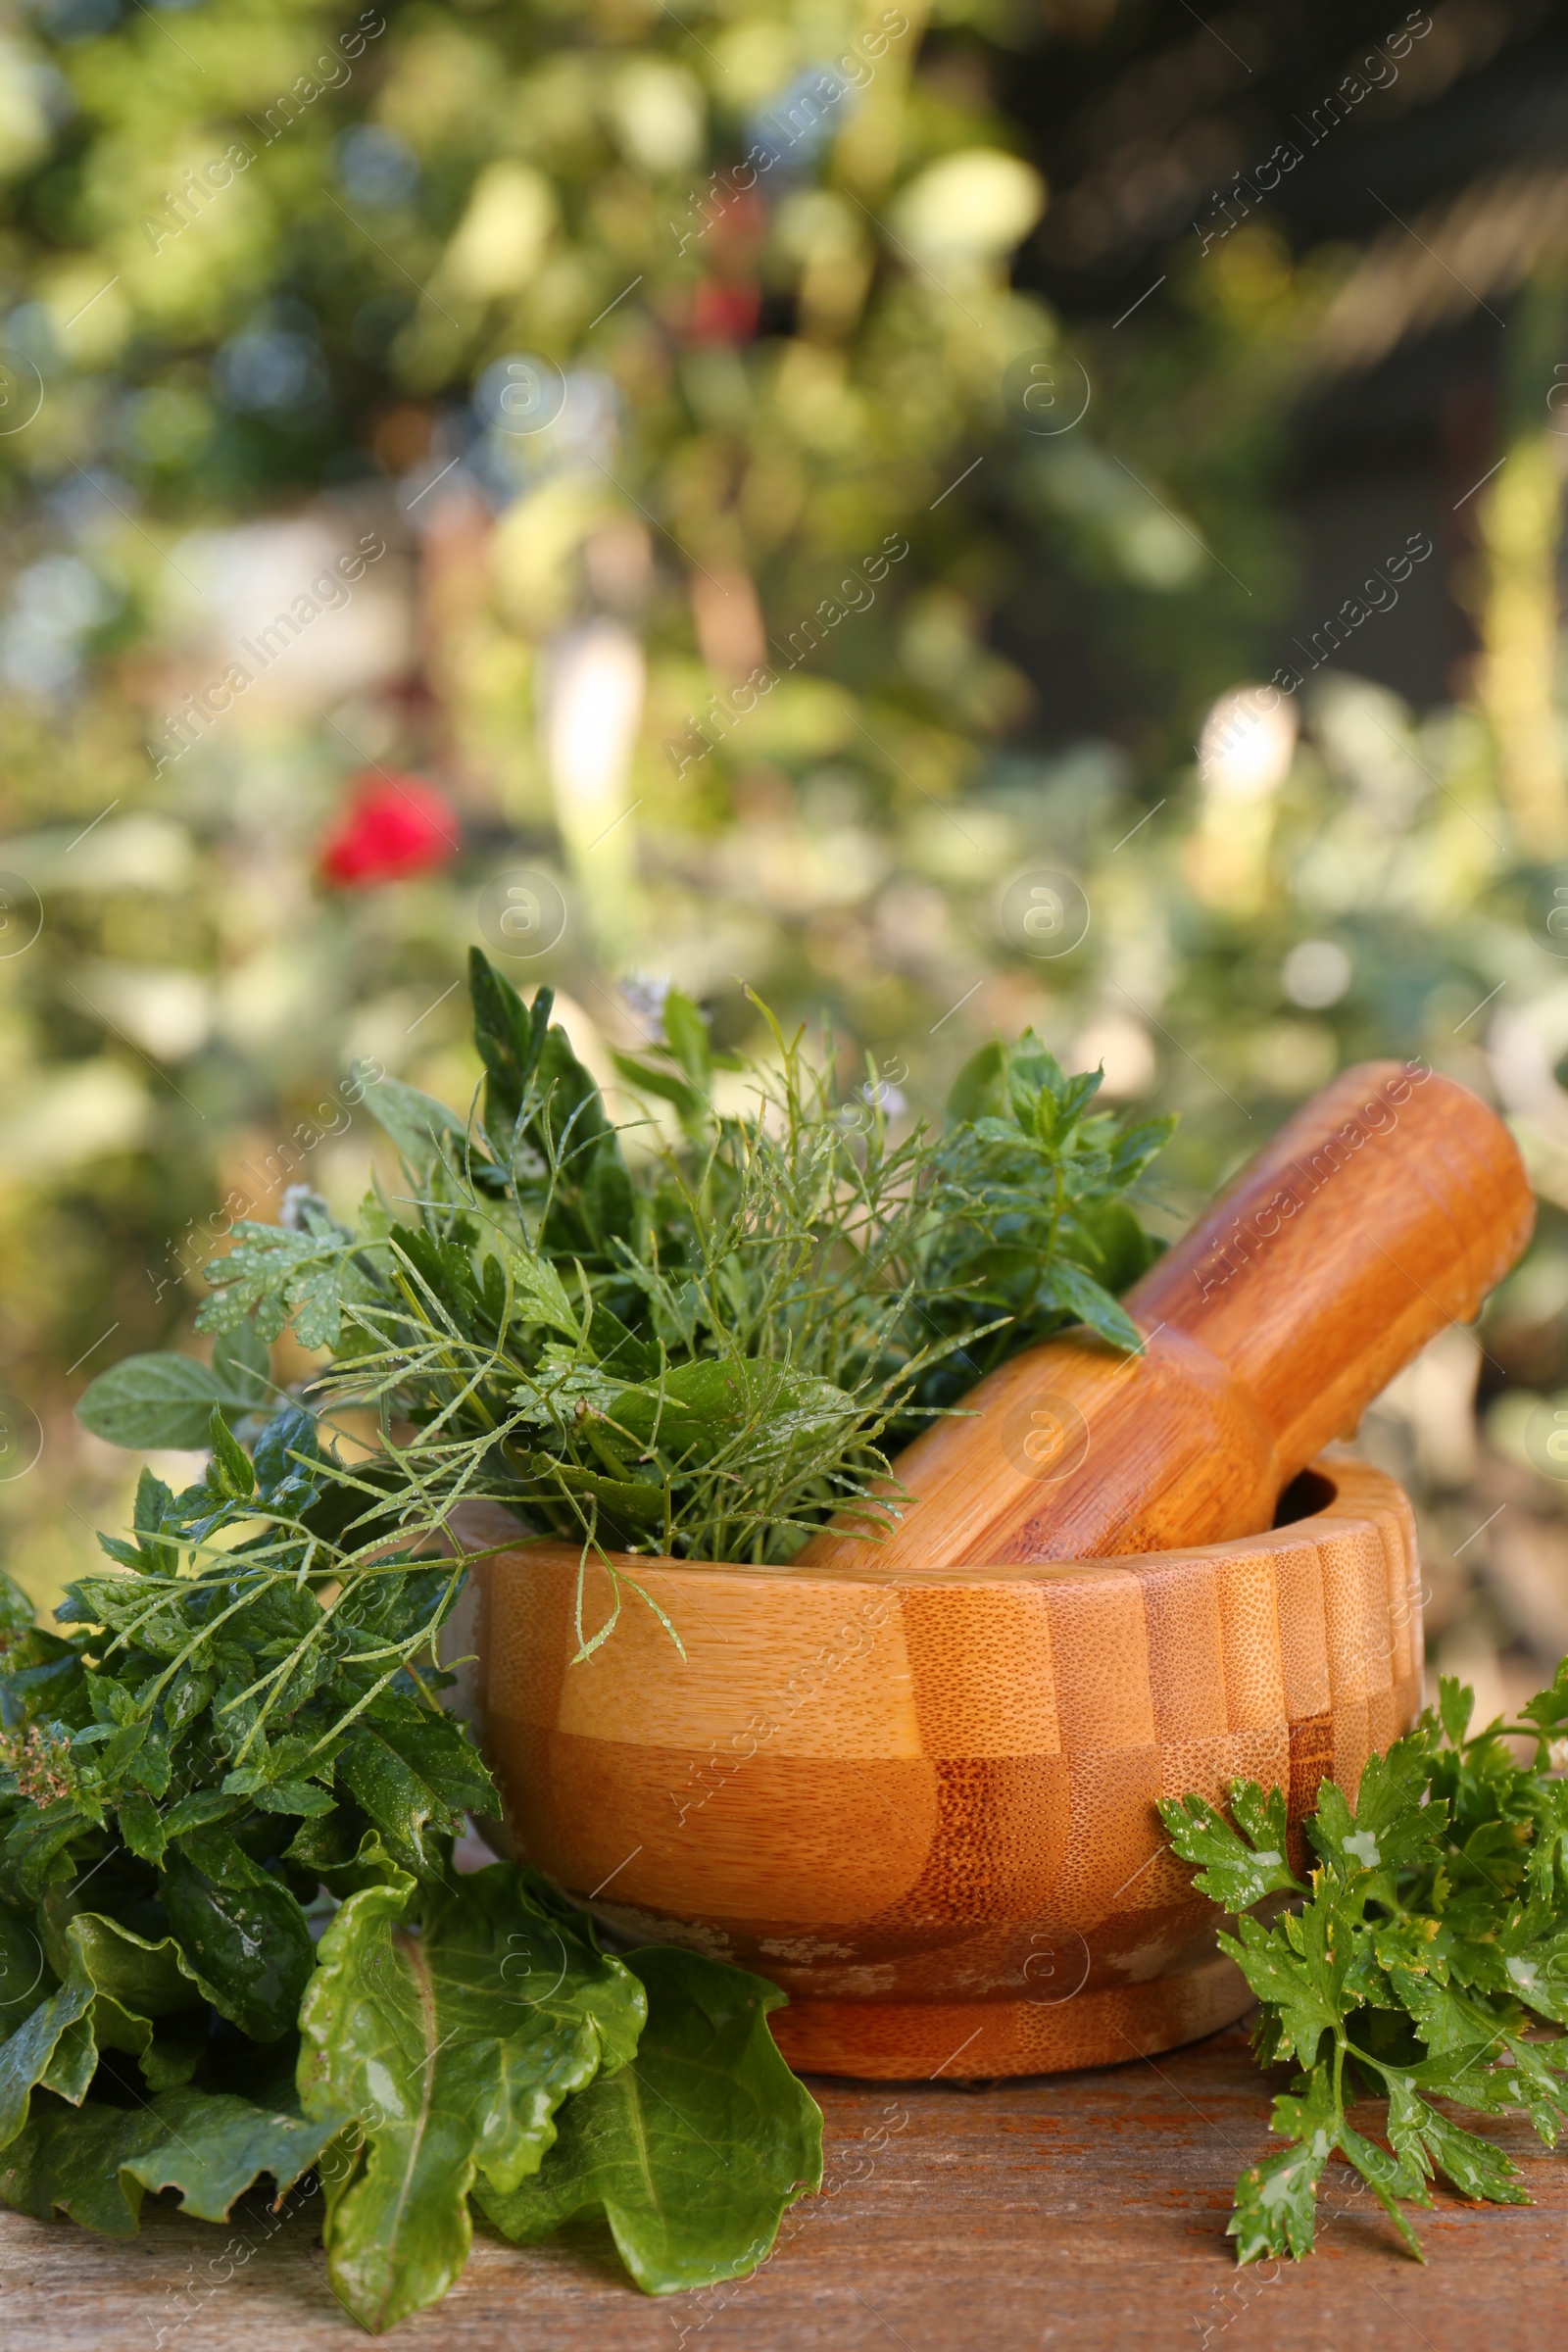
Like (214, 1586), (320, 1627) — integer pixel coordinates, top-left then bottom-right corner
(0, 1573), (35, 1637)
(477, 1946), (823, 2295)
(75, 1340), (271, 1449)
(297, 1861), (645, 2332)
(661, 991), (715, 1089)
(365, 1076), (474, 1169)
(0, 2084), (339, 2235)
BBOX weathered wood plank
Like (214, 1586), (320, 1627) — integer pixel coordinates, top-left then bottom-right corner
(0, 2023), (1558, 2351)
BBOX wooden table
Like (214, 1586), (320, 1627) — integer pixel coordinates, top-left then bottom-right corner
(1, 2021), (1559, 2350)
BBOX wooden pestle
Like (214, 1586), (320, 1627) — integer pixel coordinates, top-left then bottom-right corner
(797, 1059), (1535, 1570)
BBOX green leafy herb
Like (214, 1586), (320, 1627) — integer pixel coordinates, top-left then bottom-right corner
(1163, 1662), (1568, 2264)
(0, 2083), (339, 2235)
(74, 1323), (274, 1448)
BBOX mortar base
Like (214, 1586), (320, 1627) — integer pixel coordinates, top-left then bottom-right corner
(768, 1948), (1252, 2080)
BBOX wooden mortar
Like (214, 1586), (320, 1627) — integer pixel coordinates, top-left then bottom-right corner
(452, 1455), (1421, 2078)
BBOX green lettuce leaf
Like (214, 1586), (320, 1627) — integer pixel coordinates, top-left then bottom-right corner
(476, 1945), (823, 2294)
(0, 1966), (94, 2149)
(0, 2084), (339, 2234)
(0, 1902), (245, 2149)
(297, 1860), (645, 2332)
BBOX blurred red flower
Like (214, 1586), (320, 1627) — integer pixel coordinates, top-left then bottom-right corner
(690, 279), (760, 345)
(319, 770), (460, 887)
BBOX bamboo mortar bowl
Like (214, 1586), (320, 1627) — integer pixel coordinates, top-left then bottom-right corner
(451, 1454), (1422, 2080)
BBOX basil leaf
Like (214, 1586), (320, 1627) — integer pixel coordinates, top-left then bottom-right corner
(476, 1946), (823, 2294)
(297, 1861), (645, 2332)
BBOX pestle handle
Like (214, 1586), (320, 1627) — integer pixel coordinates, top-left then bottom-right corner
(1126, 1058), (1535, 1474)
(794, 1057), (1533, 1572)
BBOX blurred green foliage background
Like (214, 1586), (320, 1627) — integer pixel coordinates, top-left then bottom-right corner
(4, 0), (1568, 1717)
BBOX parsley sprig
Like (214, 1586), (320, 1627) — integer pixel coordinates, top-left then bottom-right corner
(1162, 1663), (1568, 2263)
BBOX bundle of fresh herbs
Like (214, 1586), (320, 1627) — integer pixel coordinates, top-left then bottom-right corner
(80, 950), (1173, 1627)
(0, 953), (1171, 2328)
(1162, 1665), (1568, 2262)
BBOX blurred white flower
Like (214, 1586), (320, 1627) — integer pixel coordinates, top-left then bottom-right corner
(1198, 685), (1298, 801)
(544, 618), (645, 859)
(1282, 939), (1352, 1008)
(611, 60), (705, 173)
(892, 149), (1047, 271)
(620, 971), (672, 1039)
(1068, 1014), (1155, 1098)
